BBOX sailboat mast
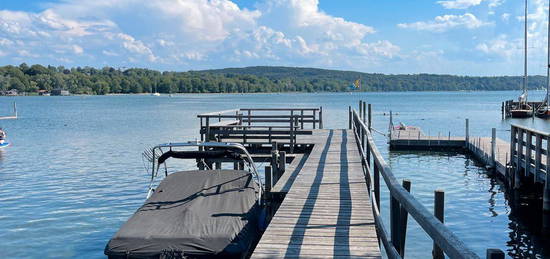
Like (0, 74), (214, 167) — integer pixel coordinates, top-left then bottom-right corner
(523, 0), (527, 99)
(547, 0), (550, 106)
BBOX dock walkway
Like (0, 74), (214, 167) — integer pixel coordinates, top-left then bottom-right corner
(252, 129), (380, 258)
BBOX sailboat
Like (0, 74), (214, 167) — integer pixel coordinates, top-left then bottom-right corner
(510, 0), (534, 118)
(536, 0), (550, 118)
(151, 83), (160, 96)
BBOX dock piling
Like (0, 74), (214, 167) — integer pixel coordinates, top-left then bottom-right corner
(491, 128), (496, 168)
(265, 165), (272, 195)
(279, 151), (286, 178)
(433, 190), (445, 259)
(486, 248), (505, 259)
(545, 138), (550, 213)
(465, 119), (469, 148)
(348, 106), (352, 130)
(398, 179), (411, 257)
(390, 192), (400, 255)
(368, 104), (372, 130)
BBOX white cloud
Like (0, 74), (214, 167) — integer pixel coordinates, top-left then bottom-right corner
(72, 45), (83, 54)
(437, 0), (503, 9)
(437, 0), (483, 9)
(501, 13), (510, 21)
(476, 34), (521, 60)
(398, 13), (491, 32)
(0, 0), (399, 71)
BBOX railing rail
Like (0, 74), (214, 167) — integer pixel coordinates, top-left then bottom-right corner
(350, 103), (480, 259)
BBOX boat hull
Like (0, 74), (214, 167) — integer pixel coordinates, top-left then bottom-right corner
(510, 109), (533, 118)
(536, 109), (550, 119)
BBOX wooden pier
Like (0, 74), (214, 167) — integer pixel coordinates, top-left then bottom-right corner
(252, 130), (379, 258)
(389, 119), (550, 230)
(196, 104), (497, 259)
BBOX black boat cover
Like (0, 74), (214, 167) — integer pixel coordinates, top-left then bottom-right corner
(105, 170), (261, 258)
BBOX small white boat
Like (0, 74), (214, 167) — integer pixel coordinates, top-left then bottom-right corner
(152, 92), (160, 96)
(0, 129), (9, 148)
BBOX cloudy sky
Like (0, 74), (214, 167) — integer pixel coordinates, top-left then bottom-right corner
(0, 0), (548, 75)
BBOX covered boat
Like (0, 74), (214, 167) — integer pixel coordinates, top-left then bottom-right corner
(105, 142), (264, 259)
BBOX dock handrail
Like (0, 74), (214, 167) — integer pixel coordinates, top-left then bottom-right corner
(198, 108), (323, 151)
(350, 105), (480, 259)
(510, 124), (550, 185)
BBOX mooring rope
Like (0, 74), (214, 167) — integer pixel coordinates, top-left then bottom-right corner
(370, 128), (388, 137)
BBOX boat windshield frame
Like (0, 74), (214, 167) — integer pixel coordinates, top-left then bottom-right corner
(146, 141), (263, 203)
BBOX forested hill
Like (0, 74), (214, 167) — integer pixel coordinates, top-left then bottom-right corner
(0, 63), (544, 95)
(201, 66), (545, 92)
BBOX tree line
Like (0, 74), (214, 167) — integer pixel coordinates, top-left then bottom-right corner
(0, 64), (544, 95)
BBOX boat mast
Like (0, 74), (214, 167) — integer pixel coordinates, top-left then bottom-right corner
(522, 0), (527, 102)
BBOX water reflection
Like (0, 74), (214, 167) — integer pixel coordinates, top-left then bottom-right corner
(387, 150), (549, 258)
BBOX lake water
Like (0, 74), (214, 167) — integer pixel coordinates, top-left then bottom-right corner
(0, 91), (548, 258)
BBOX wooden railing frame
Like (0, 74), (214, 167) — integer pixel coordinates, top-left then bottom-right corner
(510, 124), (550, 186)
(350, 106), (480, 259)
(198, 108), (322, 152)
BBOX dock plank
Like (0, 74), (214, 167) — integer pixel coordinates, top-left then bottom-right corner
(252, 129), (380, 258)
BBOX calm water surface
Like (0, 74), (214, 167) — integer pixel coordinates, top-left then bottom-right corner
(0, 91), (548, 258)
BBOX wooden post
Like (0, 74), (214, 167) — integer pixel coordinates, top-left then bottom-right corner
(312, 110), (316, 129)
(368, 104), (372, 130)
(486, 248), (505, 259)
(205, 118), (210, 142)
(279, 151), (286, 180)
(290, 117), (295, 153)
(514, 128), (522, 189)
(390, 192), (400, 255)
(545, 136), (550, 213)
(319, 106), (323, 129)
(374, 163), (380, 208)
(535, 134), (542, 182)
(465, 119), (469, 149)
(433, 190), (445, 259)
(362, 101), (367, 123)
(348, 106), (352, 130)
(359, 100), (363, 119)
(300, 110), (304, 129)
(265, 165), (272, 197)
(526, 131), (532, 178)
(491, 128), (496, 168)
(398, 179), (411, 257)
(271, 150), (279, 185)
(501, 102), (504, 119)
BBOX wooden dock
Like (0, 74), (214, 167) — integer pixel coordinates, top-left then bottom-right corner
(388, 121), (550, 230)
(198, 106), (483, 259)
(252, 130), (380, 258)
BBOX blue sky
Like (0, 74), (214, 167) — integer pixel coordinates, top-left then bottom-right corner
(0, 0), (548, 75)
